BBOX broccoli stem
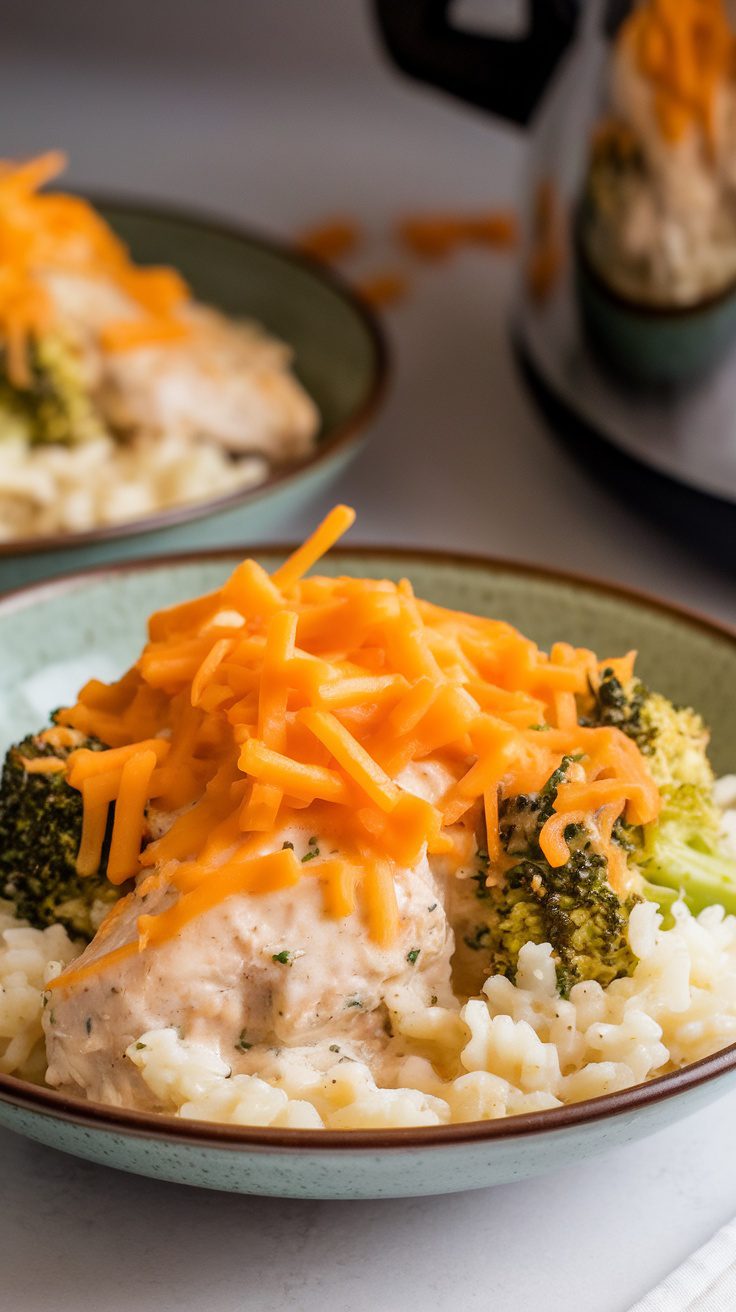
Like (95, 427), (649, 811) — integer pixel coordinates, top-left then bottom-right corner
(642, 839), (736, 916)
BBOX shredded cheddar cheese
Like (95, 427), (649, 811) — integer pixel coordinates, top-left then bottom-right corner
(18, 755), (66, 775)
(49, 505), (662, 991)
(0, 152), (192, 387)
(623, 0), (735, 148)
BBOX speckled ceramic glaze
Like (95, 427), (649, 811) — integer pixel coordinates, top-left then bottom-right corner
(0, 549), (735, 1199)
(1, 203), (387, 593)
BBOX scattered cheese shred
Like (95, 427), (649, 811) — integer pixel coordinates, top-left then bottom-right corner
(299, 708), (400, 813)
(106, 749), (158, 885)
(272, 504), (356, 591)
(18, 755), (66, 775)
(397, 210), (518, 259)
(296, 218), (362, 263)
(355, 271), (410, 308)
(76, 773), (117, 878)
(239, 739), (351, 804)
(138, 848), (302, 950)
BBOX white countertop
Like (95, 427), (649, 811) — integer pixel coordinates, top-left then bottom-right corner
(0, 4), (734, 1308)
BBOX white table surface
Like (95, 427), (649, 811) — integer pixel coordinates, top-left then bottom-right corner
(0, 4), (734, 1308)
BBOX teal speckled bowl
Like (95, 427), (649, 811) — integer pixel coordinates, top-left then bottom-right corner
(0, 547), (735, 1199)
(575, 229), (736, 387)
(1, 203), (387, 593)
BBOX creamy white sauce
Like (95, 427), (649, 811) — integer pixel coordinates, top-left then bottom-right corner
(44, 819), (457, 1111)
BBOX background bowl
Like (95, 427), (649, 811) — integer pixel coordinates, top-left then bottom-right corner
(1, 202), (387, 592)
(574, 228), (736, 388)
(0, 546), (735, 1199)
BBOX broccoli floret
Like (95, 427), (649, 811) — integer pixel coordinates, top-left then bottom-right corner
(0, 728), (120, 939)
(482, 765), (638, 997)
(468, 675), (734, 995)
(0, 333), (104, 447)
(633, 783), (736, 916)
(581, 668), (712, 791)
(580, 667), (652, 751)
(581, 671), (736, 917)
(638, 693), (713, 792)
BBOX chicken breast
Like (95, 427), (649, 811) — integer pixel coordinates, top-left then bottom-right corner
(42, 270), (319, 459)
(44, 825), (453, 1110)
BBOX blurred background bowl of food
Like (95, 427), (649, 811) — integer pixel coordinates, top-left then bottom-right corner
(574, 214), (736, 388)
(0, 170), (387, 592)
(375, 0), (736, 559)
(573, 0), (736, 389)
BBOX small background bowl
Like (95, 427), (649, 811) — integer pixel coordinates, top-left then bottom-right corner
(574, 225), (736, 388)
(0, 547), (735, 1198)
(1, 201), (387, 592)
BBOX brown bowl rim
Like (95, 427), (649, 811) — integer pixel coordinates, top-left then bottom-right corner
(0, 195), (389, 559)
(0, 542), (734, 1152)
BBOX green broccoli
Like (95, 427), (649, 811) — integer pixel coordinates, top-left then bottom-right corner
(581, 668), (736, 918)
(463, 672), (736, 997)
(580, 667), (652, 751)
(634, 784), (736, 916)
(468, 760), (638, 997)
(581, 667), (713, 790)
(0, 728), (120, 939)
(0, 333), (104, 447)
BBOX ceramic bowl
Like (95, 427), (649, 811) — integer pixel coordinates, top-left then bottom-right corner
(574, 224), (736, 387)
(0, 547), (735, 1199)
(2, 202), (387, 592)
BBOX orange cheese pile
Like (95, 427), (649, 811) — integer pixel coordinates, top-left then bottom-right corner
(0, 151), (191, 387)
(51, 505), (660, 987)
(623, 0), (735, 147)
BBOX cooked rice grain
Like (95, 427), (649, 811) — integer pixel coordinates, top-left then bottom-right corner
(6, 895), (736, 1125)
(0, 902), (77, 1081)
(125, 899), (736, 1129)
(0, 434), (268, 540)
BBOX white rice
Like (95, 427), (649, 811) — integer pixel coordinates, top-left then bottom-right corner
(4, 894), (736, 1127)
(0, 291), (320, 540)
(123, 900), (736, 1128)
(5, 783), (736, 1124)
(0, 904), (78, 1082)
(0, 433), (268, 542)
